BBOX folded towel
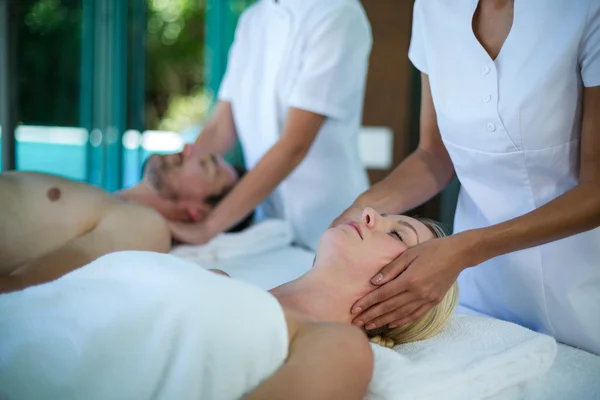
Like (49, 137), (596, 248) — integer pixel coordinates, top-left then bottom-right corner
(456, 305), (600, 400)
(170, 219), (294, 262)
(366, 315), (557, 400)
(0, 251), (289, 400)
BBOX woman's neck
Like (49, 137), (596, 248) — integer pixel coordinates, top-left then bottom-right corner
(269, 267), (374, 324)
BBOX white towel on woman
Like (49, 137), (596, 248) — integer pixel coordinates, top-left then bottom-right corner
(0, 251), (289, 400)
(366, 315), (557, 400)
(170, 219), (294, 262)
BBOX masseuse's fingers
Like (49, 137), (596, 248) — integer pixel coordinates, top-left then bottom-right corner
(186, 203), (211, 223)
(352, 291), (416, 327)
(388, 302), (435, 329)
(370, 249), (417, 286)
(360, 299), (423, 330)
(351, 280), (412, 320)
(168, 221), (213, 245)
(351, 252), (416, 314)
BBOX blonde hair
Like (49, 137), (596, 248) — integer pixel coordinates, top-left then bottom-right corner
(368, 218), (459, 348)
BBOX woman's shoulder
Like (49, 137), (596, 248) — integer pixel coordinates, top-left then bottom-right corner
(246, 309), (374, 399)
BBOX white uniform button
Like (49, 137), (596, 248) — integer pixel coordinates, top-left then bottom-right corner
(482, 65), (490, 75)
(487, 122), (496, 132)
(483, 94), (492, 103)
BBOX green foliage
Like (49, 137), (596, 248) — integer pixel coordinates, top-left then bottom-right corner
(17, 0), (82, 127)
(157, 89), (211, 132)
(25, 0), (68, 33)
(16, 0), (252, 135)
(145, 0), (209, 130)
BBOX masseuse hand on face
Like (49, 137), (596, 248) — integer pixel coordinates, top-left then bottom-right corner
(353, 233), (470, 330)
(338, 207), (465, 330)
(334, 204), (472, 330)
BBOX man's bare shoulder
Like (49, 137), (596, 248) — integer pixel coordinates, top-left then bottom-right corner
(0, 171), (172, 253)
(102, 202), (172, 253)
(1, 171), (114, 205)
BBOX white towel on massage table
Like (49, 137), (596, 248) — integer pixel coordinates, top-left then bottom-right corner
(0, 251), (289, 400)
(366, 315), (557, 400)
(455, 305), (600, 400)
(170, 219), (294, 261)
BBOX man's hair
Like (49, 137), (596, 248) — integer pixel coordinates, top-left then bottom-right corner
(141, 156), (254, 232)
(205, 165), (254, 233)
(141, 155), (165, 192)
(141, 156), (152, 176)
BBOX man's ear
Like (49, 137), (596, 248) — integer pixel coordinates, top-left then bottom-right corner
(185, 202), (212, 223)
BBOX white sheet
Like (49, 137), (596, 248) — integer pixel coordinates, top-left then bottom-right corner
(171, 219), (294, 262)
(198, 245), (314, 290)
(191, 246), (600, 400)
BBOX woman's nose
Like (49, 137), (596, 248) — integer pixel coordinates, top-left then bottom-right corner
(361, 207), (379, 230)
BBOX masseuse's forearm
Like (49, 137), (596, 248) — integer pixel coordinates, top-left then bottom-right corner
(205, 141), (311, 233)
(194, 101), (238, 155)
(353, 72), (455, 216)
(205, 110), (324, 234)
(0, 276), (24, 294)
(464, 183), (600, 267)
(355, 147), (455, 215)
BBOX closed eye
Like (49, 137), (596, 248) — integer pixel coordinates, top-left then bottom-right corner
(389, 230), (404, 242)
(200, 159), (208, 172)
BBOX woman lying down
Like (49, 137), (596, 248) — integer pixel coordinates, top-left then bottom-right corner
(0, 208), (458, 400)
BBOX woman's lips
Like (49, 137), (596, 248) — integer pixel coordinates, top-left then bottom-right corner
(346, 221), (363, 239)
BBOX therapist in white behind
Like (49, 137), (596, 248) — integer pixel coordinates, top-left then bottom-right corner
(334, 0), (600, 355)
(169, 0), (372, 251)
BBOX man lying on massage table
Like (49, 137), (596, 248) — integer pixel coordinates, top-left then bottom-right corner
(0, 144), (252, 293)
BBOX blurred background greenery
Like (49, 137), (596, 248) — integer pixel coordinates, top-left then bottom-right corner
(19, 0), (216, 130)
(2, 0), (252, 189)
(146, 0), (208, 131)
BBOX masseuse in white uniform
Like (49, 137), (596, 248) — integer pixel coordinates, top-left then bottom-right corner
(334, 0), (600, 355)
(169, 0), (372, 251)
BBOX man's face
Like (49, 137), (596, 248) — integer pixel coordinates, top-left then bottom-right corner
(144, 144), (239, 206)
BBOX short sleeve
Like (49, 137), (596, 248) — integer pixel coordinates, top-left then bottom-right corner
(580, 1), (600, 87)
(218, 11), (250, 101)
(408, 0), (428, 74)
(288, 4), (373, 121)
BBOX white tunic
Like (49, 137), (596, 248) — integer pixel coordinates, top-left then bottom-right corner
(409, 0), (600, 354)
(219, 0), (372, 251)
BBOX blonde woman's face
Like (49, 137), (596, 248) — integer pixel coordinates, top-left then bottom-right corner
(317, 208), (435, 277)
